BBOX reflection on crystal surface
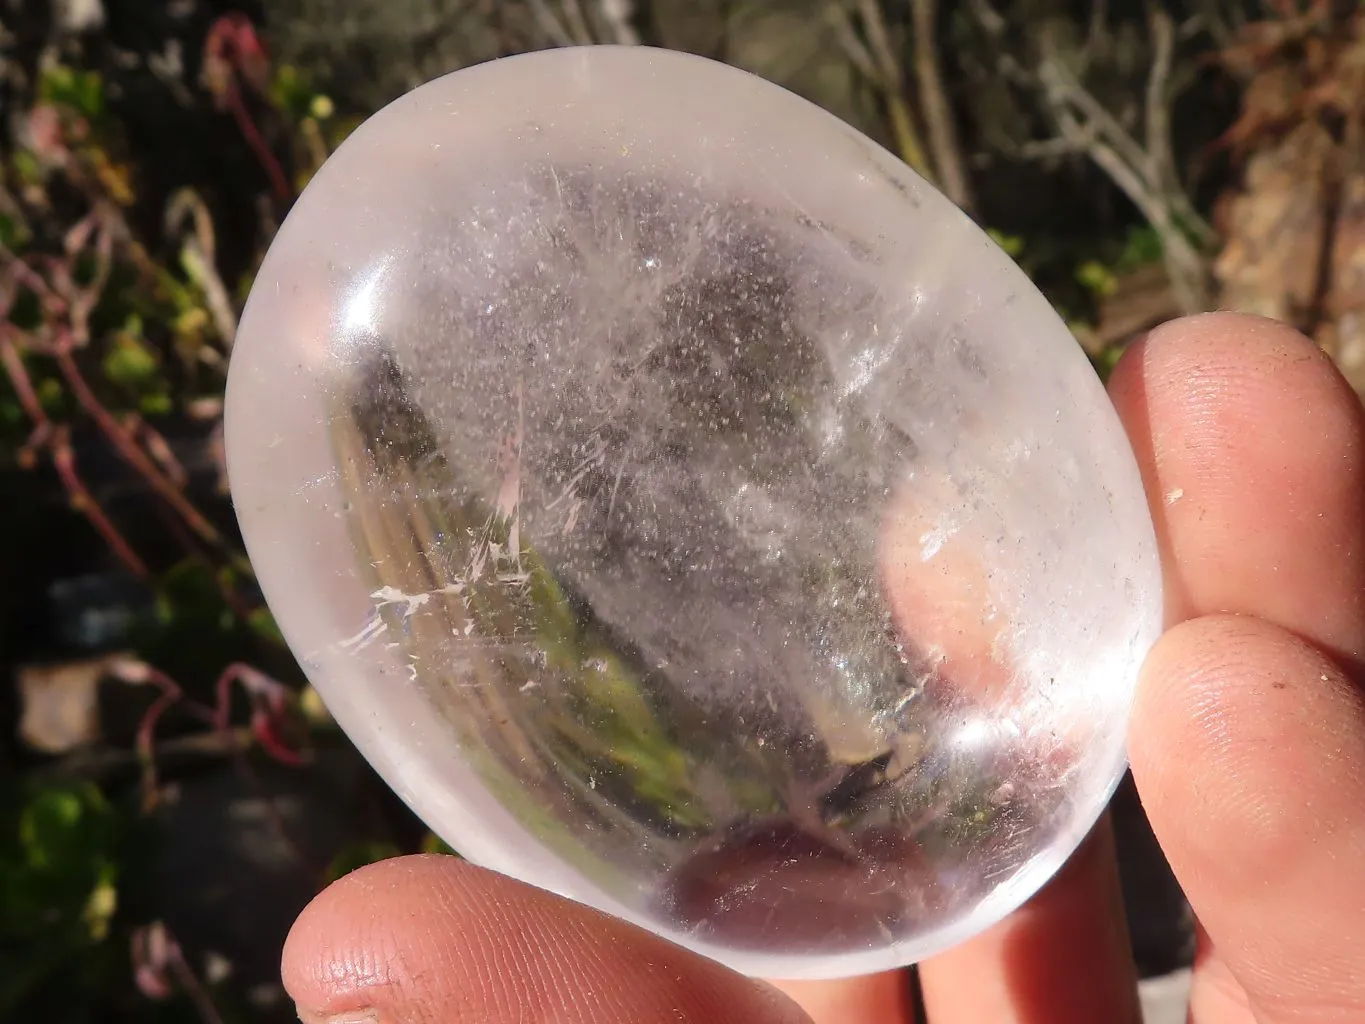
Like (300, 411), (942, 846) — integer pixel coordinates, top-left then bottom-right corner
(224, 46), (1162, 978)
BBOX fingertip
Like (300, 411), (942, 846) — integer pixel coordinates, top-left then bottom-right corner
(1108, 313), (1365, 660)
(1130, 615), (1364, 880)
(281, 854), (484, 1014)
(1129, 614), (1365, 1013)
(281, 854), (814, 1024)
(1111, 312), (1341, 400)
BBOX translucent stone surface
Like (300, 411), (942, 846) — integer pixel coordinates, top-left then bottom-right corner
(224, 46), (1162, 979)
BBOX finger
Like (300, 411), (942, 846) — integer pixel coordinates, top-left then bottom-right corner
(1131, 615), (1365, 1023)
(919, 816), (1142, 1023)
(1109, 313), (1365, 1022)
(282, 854), (813, 1024)
(766, 972), (917, 1024)
(1107, 312), (1365, 664)
(920, 311), (1365, 1023)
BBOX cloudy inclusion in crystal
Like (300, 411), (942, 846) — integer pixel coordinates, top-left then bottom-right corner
(223, 46), (1162, 979)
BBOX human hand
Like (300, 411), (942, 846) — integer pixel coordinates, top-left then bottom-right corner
(280, 313), (1365, 1023)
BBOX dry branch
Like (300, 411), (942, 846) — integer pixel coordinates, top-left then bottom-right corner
(1027, 10), (1216, 313)
(597, 0), (640, 45)
(911, 0), (974, 212)
(828, 1), (934, 185)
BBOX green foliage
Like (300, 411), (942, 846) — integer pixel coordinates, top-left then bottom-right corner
(1116, 225), (1164, 271)
(0, 781), (142, 1019)
(0, 207), (29, 250)
(119, 560), (290, 695)
(270, 65), (332, 123)
(39, 66), (106, 122)
(103, 318), (175, 415)
(987, 228), (1025, 259)
(1075, 259), (1119, 299)
(246, 604), (286, 647)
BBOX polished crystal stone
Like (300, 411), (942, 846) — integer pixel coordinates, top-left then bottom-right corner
(224, 45), (1162, 979)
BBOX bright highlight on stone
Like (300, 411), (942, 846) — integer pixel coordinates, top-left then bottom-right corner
(224, 45), (1162, 979)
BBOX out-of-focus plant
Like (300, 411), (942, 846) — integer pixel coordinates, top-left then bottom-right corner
(1, 57), (236, 580)
(0, 14), (366, 1021)
(0, 780), (137, 1018)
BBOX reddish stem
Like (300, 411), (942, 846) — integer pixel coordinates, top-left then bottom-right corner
(52, 340), (228, 549)
(0, 328), (49, 424)
(125, 413), (189, 486)
(227, 85), (291, 205)
(1, 330), (148, 575)
(52, 429), (150, 577)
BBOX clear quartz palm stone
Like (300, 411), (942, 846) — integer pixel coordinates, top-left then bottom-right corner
(224, 45), (1162, 979)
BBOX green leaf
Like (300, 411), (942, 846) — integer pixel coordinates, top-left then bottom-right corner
(38, 65), (105, 121)
(987, 228), (1025, 258)
(138, 392), (173, 416)
(246, 605), (286, 646)
(1116, 225), (1164, 271)
(1075, 260), (1118, 299)
(0, 779), (140, 1019)
(0, 212), (28, 250)
(81, 875), (118, 942)
(103, 332), (160, 389)
(12, 150), (42, 186)
(19, 787), (88, 867)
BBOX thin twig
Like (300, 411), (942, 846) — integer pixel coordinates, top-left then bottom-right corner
(227, 87), (290, 205)
(597, 0), (640, 45)
(51, 340), (233, 553)
(856, 0), (902, 87)
(1054, 108), (1211, 313)
(0, 326), (49, 426)
(837, 0), (934, 179)
(64, 209), (115, 344)
(1083, 0), (1111, 68)
(52, 428), (151, 577)
(1145, 10), (1178, 200)
(966, 0), (1007, 37)
(166, 189), (238, 349)
(1038, 37), (1151, 180)
(33, 726), (257, 781)
(910, 0), (974, 211)
(124, 414), (189, 487)
(828, 3), (882, 84)
(528, 0), (575, 46)
(133, 922), (226, 1024)
(0, 327), (149, 575)
(560, 0), (596, 45)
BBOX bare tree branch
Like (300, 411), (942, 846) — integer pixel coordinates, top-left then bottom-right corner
(1019, 14), (1218, 313)
(528, 0), (574, 46)
(856, 0), (902, 86)
(830, 0), (934, 181)
(910, 0), (974, 211)
(828, 3), (882, 84)
(1087, 0), (1110, 56)
(966, 0), (1008, 37)
(560, 0), (596, 45)
(597, 0), (640, 45)
(1145, 9), (1177, 196)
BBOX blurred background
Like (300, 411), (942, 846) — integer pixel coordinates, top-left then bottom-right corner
(1, 1), (1359, 1020)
